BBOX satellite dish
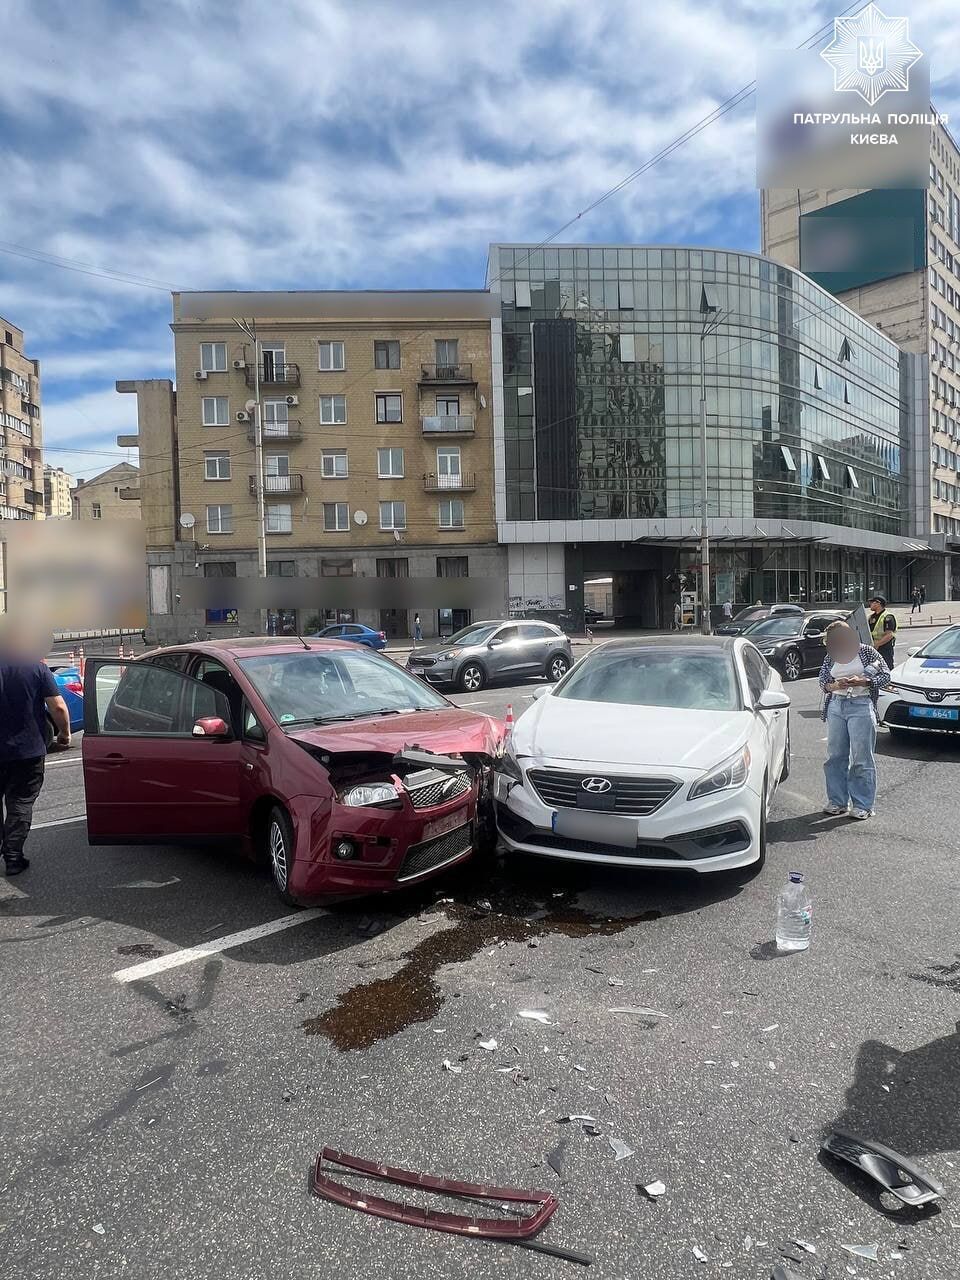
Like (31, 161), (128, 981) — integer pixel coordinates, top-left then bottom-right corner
(179, 513), (196, 529)
(479, 393), (487, 409)
(354, 509), (368, 526)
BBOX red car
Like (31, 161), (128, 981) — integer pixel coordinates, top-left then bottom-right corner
(81, 639), (503, 904)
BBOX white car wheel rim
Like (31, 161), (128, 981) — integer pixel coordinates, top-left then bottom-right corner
(785, 653), (800, 679)
(464, 668), (481, 690)
(551, 658), (567, 679)
(270, 821), (288, 890)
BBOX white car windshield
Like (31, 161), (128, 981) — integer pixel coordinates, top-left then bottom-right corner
(555, 648), (740, 712)
(918, 629), (960, 659)
(238, 649), (448, 725)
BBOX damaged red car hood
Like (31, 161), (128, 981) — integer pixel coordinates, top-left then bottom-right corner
(286, 707), (501, 756)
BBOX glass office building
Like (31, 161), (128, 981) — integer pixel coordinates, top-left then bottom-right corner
(489, 244), (929, 623)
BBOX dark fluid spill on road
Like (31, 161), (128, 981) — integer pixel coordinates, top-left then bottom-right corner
(117, 943), (163, 958)
(303, 896), (659, 1051)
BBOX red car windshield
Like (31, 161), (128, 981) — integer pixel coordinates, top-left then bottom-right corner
(238, 649), (448, 726)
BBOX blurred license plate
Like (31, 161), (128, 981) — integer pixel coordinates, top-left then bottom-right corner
(552, 808), (638, 848)
(909, 706), (959, 721)
(422, 807), (469, 840)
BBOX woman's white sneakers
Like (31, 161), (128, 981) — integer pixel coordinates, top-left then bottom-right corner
(849, 808), (874, 820)
(823, 804), (847, 816)
(822, 804), (875, 819)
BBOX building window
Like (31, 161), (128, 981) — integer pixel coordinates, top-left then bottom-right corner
(321, 449), (348, 478)
(204, 452), (231, 480)
(91, 502), (102, 519)
(202, 396), (229, 426)
(320, 395), (346, 424)
(318, 341), (345, 371)
(321, 557), (354, 577)
(816, 455), (831, 481)
(375, 340), (401, 369)
(323, 502), (349, 532)
(436, 395), (459, 416)
(376, 393), (402, 423)
(376, 557), (409, 578)
(379, 500), (406, 531)
(266, 560), (295, 576)
(436, 446), (462, 487)
(266, 503), (293, 533)
(204, 561), (237, 578)
(200, 342), (227, 372)
(263, 399), (290, 435)
(435, 338), (459, 367)
(514, 282), (531, 308)
(206, 504), (233, 534)
(779, 445), (797, 472)
(437, 555), (468, 578)
(378, 446), (404, 478)
(438, 498), (465, 529)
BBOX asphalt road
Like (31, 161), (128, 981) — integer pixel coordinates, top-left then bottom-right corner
(3, 630), (959, 1279)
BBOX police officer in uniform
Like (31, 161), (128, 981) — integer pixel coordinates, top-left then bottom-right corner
(867, 595), (897, 670)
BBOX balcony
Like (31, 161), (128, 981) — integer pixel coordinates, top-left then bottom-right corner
(245, 361), (301, 389)
(248, 419), (304, 443)
(419, 363), (476, 385)
(421, 413), (475, 436)
(423, 472), (477, 493)
(249, 473), (305, 495)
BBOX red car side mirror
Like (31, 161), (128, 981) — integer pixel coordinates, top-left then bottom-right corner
(192, 716), (230, 739)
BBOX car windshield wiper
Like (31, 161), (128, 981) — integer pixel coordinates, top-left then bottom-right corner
(296, 708), (420, 725)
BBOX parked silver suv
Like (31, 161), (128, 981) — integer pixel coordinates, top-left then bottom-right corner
(406, 619), (573, 692)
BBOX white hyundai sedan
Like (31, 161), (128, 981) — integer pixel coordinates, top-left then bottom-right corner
(494, 637), (790, 875)
(878, 624), (960, 737)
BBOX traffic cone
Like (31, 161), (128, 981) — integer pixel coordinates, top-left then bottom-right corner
(77, 645), (85, 677)
(502, 703), (515, 753)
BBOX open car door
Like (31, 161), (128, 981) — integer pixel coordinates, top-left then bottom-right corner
(82, 658), (246, 844)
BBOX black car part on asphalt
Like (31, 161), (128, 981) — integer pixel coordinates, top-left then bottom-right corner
(821, 1129), (946, 1207)
(311, 1147), (560, 1240)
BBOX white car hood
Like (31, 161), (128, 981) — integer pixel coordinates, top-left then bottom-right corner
(514, 696), (753, 773)
(894, 655), (960, 687)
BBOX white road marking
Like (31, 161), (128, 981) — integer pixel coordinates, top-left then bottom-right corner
(111, 909), (328, 984)
(33, 815), (86, 829)
(44, 759), (83, 769)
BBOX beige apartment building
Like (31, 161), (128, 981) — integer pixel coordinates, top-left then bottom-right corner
(43, 464), (74, 518)
(761, 119), (960, 595)
(72, 462), (142, 521)
(120, 290), (504, 643)
(0, 317), (44, 524)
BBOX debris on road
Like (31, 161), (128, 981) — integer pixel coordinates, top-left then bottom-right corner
(609, 1137), (635, 1162)
(822, 1130), (946, 1207)
(312, 1147), (559, 1240)
(772, 1266), (802, 1280)
(790, 1238), (816, 1254)
(640, 1179), (666, 1199)
(477, 1038), (498, 1051)
(607, 1006), (669, 1019)
(693, 1245), (708, 1262)
(608, 978), (625, 987)
(92, 1223), (106, 1235)
(547, 1136), (569, 1182)
(518, 1010), (553, 1024)
(761, 1023), (780, 1032)
(841, 1243), (880, 1261)
(442, 1059), (463, 1074)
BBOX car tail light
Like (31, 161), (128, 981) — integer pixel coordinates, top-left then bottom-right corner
(64, 680), (83, 695)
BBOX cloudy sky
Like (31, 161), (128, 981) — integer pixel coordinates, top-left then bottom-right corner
(2, 0), (958, 480)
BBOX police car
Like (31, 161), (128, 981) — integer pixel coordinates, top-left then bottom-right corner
(878, 625), (960, 736)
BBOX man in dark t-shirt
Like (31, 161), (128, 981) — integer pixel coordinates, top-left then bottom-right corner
(0, 654), (71, 874)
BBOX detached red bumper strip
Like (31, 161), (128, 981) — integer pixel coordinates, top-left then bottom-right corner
(312, 1147), (559, 1240)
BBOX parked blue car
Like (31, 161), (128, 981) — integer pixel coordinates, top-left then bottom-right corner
(44, 663), (85, 742)
(309, 623), (388, 650)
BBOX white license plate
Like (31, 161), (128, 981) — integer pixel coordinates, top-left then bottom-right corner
(552, 808), (638, 848)
(908, 706), (959, 721)
(422, 807), (469, 841)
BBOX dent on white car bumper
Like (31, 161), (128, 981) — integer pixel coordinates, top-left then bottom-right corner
(494, 763), (763, 873)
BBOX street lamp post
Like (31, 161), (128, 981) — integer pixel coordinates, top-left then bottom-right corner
(698, 288), (725, 636)
(235, 318), (268, 634)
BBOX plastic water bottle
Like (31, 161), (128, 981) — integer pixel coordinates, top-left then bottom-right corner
(775, 871), (812, 952)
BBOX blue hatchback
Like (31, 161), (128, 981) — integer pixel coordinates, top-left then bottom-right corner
(310, 623), (387, 650)
(45, 663), (85, 738)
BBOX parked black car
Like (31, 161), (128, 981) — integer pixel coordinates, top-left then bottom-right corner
(713, 603), (803, 637)
(743, 610), (849, 681)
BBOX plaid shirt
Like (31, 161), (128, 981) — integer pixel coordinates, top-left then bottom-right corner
(818, 643), (891, 721)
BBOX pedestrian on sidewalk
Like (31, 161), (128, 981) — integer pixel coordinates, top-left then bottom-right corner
(414, 613), (423, 643)
(0, 634), (71, 875)
(920, 584), (927, 606)
(673, 601), (682, 632)
(867, 594), (897, 669)
(722, 599), (734, 621)
(911, 587), (922, 615)
(818, 621), (889, 821)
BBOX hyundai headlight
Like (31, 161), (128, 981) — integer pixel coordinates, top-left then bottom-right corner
(340, 783), (401, 808)
(688, 746), (751, 801)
